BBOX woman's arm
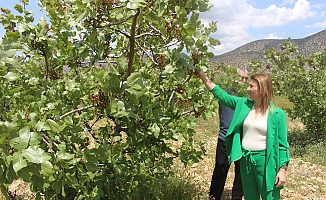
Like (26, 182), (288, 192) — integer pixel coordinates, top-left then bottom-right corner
(195, 70), (216, 90)
(278, 109), (290, 167)
(275, 109), (290, 188)
(195, 70), (240, 110)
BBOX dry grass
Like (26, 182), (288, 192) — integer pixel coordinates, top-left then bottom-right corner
(182, 138), (326, 199)
(0, 180), (36, 200)
(183, 115), (326, 200)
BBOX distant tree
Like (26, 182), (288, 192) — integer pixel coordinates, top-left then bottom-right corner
(250, 39), (326, 135)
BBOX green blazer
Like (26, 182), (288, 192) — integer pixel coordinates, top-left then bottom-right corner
(210, 85), (290, 191)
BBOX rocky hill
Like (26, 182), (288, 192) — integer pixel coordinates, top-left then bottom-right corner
(211, 29), (326, 69)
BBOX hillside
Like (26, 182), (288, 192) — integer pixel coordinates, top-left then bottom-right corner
(211, 29), (326, 69)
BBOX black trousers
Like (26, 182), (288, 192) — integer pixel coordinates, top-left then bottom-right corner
(209, 139), (243, 200)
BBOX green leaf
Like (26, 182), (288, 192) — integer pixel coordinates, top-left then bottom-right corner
(184, 24), (197, 35)
(7, 162), (18, 182)
(198, 1), (210, 12)
(125, 90), (139, 105)
(20, 126), (31, 139)
(0, 133), (7, 146)
(158, 2), (166, 17)
(47, 119), (65, 133)
(30, 175), (45, 192)
(17, 167), (31, 180)
(29, 113), (38, 127)
(177, 53), (194, 68)
(57, 152), (74, 160)
(183, 35), (195, 46)
(126, 87), (145, 98)
(162, 64), (174, 75)
(3, 121), (18, 134)
(126, 0), (146, 9)
(5, 72), (19, 82)
(64, 0), (76, 4)
(159, 117), (171, 124)
(13, 152), (27, 172)
(79, 49), (92, 59)
(8, 88), (20, 96)
(14, 4), (24, 13)
(35, 121), (51, 132)
(65, 80), (78, 91)
(209, 37), (221, 46)
(23, 146), (51, 164)
(63, 115), (74, 126)
(190, 13), (199, 24)
(109, 73), (121, 89)
(2, 57), (20, 68)
(149, 123), (160, 138)
(10, 126), (30, 149)
(18, 23), (29, 32)
(29, 132), (42, 146)
(127, 72), (142, 85)
(41, 161), (54, 176)
(85, 161), (99, 172)
(105, 58), (119, 75)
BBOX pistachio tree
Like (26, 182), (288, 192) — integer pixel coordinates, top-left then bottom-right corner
(0, 0), (220, 199)
(250, 39), (326, 135)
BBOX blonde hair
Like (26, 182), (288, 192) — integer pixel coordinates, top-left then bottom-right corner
(250, 74), (274, 114)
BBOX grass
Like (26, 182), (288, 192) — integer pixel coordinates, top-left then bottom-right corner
(273, 96), (293, 109)
(288, 129), (326, 166)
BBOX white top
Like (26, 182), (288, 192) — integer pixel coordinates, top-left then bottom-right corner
(242, 107), (268, 151)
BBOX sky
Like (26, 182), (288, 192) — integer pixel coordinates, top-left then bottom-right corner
(1, 0), (326, 56)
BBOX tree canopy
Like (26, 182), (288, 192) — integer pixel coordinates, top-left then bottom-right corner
(0, 0), (229, 199)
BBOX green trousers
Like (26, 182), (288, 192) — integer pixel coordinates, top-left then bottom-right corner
(240, 149), (281, 200)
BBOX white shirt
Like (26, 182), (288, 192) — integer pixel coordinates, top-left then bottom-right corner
(242, 107), (268, 151)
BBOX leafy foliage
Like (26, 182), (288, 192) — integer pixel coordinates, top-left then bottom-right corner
(0, 0), (223, 199)
(250, 39), (326, 134)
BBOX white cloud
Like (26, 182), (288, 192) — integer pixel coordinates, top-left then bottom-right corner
(250, 0), (316, 27)
(200, 0), (319, 55)
(265, 33), (285, 39)
(305, 20), (326, 28)
(311, 2), (325, 9)
(212, 34), (254, 55)
(206, 0), (316, 28)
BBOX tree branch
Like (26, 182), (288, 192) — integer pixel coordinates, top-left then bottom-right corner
(135, 41), (158, 65)
(135, 32), (161, 38)
(40, 132), (56, 156)
(56, 105), (95, 121)
(127, 9), (140, 77)
(102, 12), (138, 27)
(182, 110), (195, 117)
(110, 28), (131, 38)
(168, 91), (175, 104)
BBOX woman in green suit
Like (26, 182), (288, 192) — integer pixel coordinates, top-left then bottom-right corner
(195, 70), (290, 200)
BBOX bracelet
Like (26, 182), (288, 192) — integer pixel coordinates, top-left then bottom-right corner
(280, 165), (288, 171)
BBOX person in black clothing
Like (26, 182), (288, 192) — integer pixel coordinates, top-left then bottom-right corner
(209, 69), (248, 200)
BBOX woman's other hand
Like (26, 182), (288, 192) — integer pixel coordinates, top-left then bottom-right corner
(275, 168), (286, 188)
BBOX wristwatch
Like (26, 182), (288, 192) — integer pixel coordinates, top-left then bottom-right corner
(280, 165), (288, 171)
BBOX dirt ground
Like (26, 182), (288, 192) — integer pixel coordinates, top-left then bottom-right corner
(187, 134), (326, 200)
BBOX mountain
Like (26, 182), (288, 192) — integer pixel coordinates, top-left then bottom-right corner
(211, 29), (326, 69)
